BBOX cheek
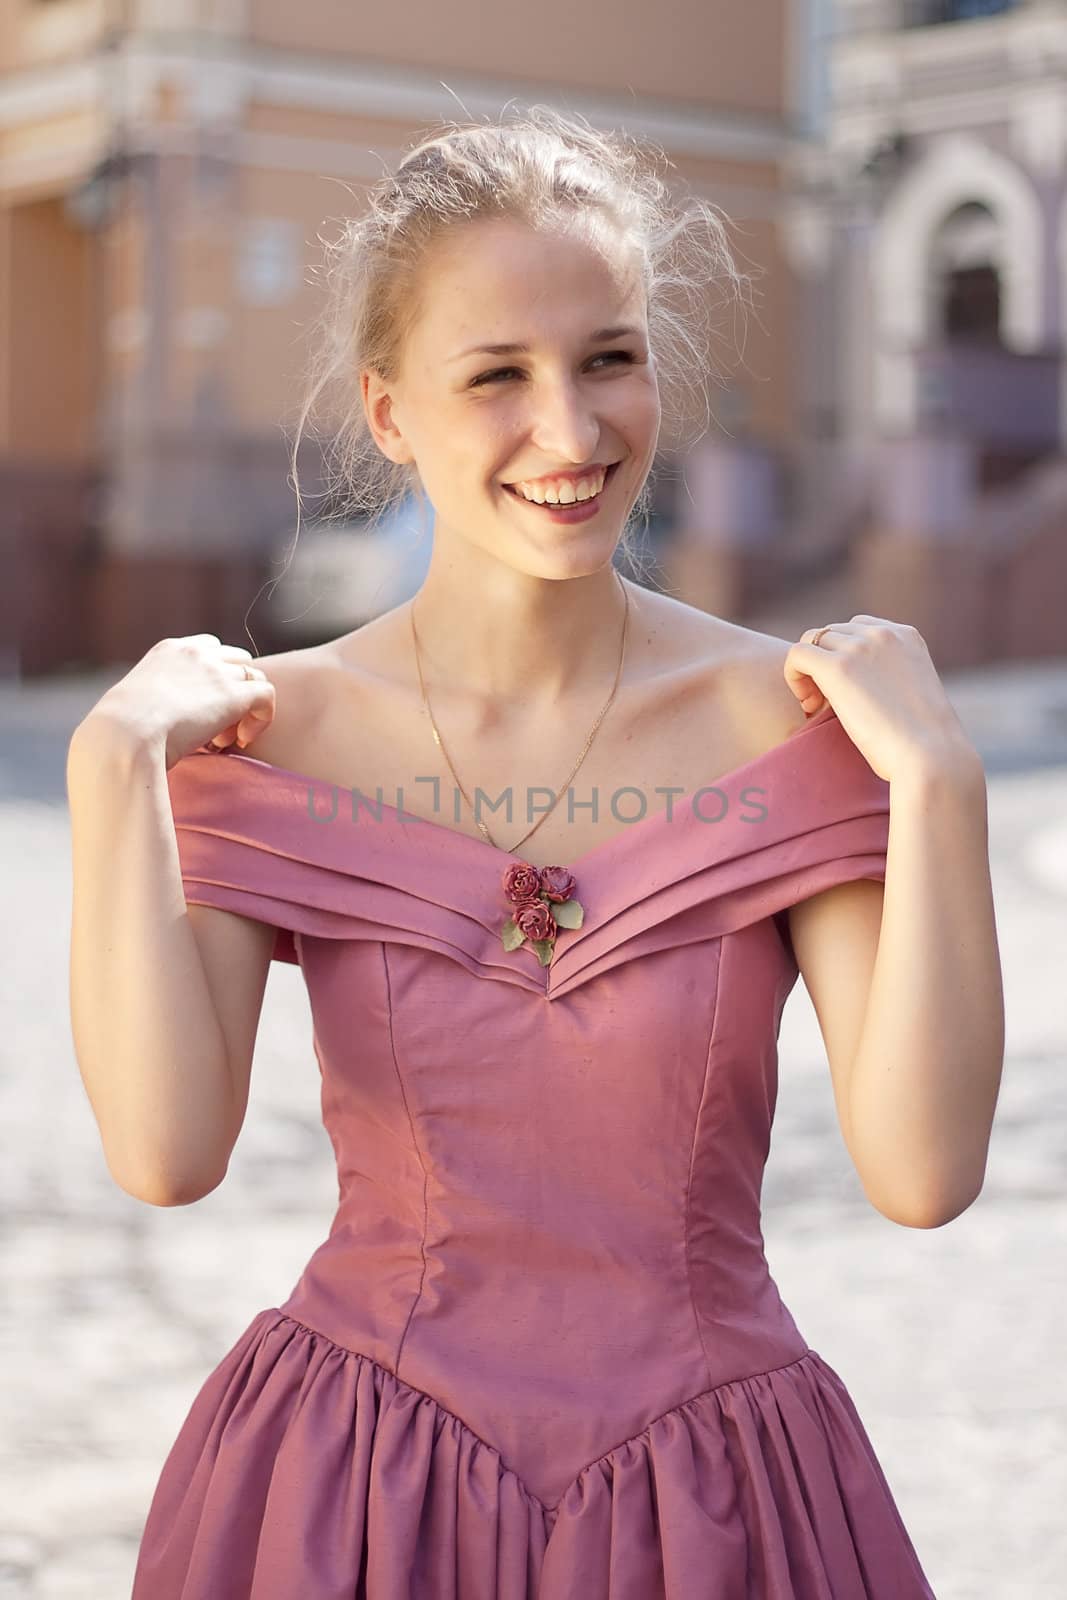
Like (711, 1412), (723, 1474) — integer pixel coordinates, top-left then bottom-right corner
(611, 380), (659, 433)
(634, 377), (661, 420)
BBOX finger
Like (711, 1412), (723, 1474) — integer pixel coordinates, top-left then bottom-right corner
(785, 634), (836, 712)
(235, 715), (272, 746)
(235, 682), (275, 741)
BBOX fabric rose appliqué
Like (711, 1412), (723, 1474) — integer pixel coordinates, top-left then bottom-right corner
(500, 861), (584, 968)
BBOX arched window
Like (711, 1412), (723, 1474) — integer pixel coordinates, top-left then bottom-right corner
(931, 201), (1003, 344)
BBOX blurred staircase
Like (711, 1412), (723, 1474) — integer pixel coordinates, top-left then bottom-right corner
(747, 450), (1067, 662)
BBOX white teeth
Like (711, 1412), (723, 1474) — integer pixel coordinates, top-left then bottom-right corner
(513, 467), (608, 505)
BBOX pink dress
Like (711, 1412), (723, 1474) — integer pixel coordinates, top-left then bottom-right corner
(132, 703), (937, 1598)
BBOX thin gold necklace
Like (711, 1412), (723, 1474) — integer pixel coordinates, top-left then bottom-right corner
(410, 571), (631, 855)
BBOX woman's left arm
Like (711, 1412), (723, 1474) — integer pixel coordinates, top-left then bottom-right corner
(785, 617), (1006, 1230)
(849, 748), (1002, 1226)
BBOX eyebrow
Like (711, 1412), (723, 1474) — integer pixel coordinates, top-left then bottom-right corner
(448, 325), (644, 363)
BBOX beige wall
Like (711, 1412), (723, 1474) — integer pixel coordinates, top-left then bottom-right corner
(0, 0), (108, 73)
(2, 197), (97, 459)
(250, 0), (789, 117)
(230, 158), (335, 431)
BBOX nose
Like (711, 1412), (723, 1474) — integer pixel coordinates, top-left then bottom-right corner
(526, 378), (601, 467)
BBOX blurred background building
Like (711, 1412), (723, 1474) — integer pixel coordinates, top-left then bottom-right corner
(0, 0), (1063, 677)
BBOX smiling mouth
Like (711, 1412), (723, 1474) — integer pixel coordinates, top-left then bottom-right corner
(502, 461), (621, 505)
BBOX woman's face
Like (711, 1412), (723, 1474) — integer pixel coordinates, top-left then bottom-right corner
(362, 217), (661, 580)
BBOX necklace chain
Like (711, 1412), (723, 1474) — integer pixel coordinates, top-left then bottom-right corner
(410, 572), (631, 856)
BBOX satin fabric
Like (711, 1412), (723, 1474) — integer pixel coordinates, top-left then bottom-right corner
(131, 704), (937, 1598)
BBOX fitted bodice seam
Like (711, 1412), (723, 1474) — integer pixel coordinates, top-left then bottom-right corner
(380, 941), (431, 1375)
(266, 1306), (822, 1520)
(683, 940), (721, 1394)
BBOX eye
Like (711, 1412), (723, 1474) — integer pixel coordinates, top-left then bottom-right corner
(469, 351), (635, 388)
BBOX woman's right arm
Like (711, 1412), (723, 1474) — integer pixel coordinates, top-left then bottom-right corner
(66, 638), (278, 1207)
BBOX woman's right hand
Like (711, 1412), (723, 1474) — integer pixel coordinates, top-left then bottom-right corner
(77, 635), (277, 771)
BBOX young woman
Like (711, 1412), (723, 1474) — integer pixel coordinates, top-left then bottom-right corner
(68, 106), (1002, 1598)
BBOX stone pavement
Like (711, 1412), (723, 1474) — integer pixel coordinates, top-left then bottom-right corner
(1, 656), (1064, 1598)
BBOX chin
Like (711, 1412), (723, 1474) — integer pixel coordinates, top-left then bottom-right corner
(517, 537), (623, 582)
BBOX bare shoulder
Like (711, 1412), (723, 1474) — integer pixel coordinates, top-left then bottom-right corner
(238, 616), (413, 767)
(629, 585), (809, 746)
(237, 641), (334, 765)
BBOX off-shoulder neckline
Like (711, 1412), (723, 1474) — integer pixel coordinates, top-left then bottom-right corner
(197, 702), (844, 878)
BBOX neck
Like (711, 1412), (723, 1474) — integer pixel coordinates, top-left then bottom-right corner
(409, 554), (632, 708)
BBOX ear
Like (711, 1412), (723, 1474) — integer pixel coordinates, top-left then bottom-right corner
(361, 368), (415, 467)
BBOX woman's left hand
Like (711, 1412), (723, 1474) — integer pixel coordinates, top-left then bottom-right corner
(784, 616), (982, 785)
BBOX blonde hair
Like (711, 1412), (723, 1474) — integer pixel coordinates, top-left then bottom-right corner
(277, 101), (759, 604)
